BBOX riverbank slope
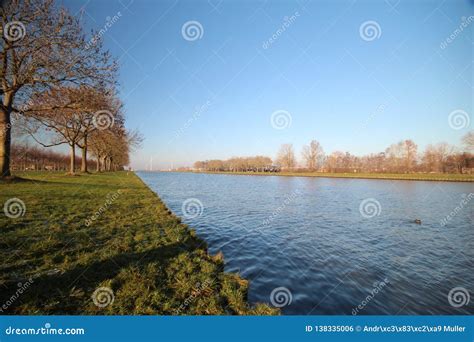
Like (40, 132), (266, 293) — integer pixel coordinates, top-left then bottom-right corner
(0, 171), (276, 315)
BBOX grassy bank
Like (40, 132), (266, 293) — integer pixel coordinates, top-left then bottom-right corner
(189, 171), (474, 182)
(0, 172), (276, 315)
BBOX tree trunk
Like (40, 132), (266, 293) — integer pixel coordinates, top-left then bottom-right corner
(0, 94), (13, 178)
(96, 155), (101, 172)
(81, 135), (88, 173)
(70, 144), (76, 174)
(100, 156), (106, 172)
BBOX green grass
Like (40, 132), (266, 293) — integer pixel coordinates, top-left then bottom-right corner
(0, 171), (277, 315)
(191, 171), (474, 182)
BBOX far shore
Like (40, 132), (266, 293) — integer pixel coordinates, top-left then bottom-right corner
(165, 170), (474, 183)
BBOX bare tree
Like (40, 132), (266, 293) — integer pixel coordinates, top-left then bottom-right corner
(0, 0), (116, 177)
(325, 151), (345, 172)
(193, 155), (273, 172)
(401, 139), (418, 172)
(75, 88), (123, 173)
(422, 144), (439, 172)
(301, 140), (324, 171)
(88, 125), (139, 172)
(24, 87), (87, 174)
(277, 144), (296, 170)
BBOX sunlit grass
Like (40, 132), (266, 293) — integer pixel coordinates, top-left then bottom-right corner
(0, 171), (277, 315)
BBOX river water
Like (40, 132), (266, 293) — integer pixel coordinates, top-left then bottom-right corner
(137, 171), (473, 315)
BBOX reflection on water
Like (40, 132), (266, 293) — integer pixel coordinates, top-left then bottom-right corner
(138, 171), (473, 315)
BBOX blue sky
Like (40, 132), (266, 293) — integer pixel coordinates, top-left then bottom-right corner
(63, 0), (473, 169)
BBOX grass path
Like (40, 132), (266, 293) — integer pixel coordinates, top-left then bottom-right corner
(0, 172), (276, 315)
(189, 171), (474, 182)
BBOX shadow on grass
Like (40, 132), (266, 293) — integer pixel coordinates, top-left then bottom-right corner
(0, 176), (50, 184)
(0, 242), (187, 314)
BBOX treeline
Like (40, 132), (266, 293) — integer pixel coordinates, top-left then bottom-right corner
(10, 142), (131, 173)
(1, 0), (140, 177)
(194, 156), (278, 172)
(194, 133), (474, 174)
(11, 144), (93, 172)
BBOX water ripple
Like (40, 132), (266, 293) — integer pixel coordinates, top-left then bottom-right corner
(139, 172), (474, 315)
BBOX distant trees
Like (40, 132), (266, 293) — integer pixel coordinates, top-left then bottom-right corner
(325, 151), (345, 172)
(10, 143), (93, 171)
(0, 0), (117, 177)
(421, 143), (454, 173)
(193, 135), (474, 175)
(401, 139), (418, 172)
(301, 140), (324, 170)
(89, 127), (142, 172)
(276, 144), (296, 170)
(382, 140), (417, 173)
(194, 156), (276, 172)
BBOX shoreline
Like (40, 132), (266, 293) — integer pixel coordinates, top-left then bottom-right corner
(0, 171), (276, 315)
(169, 171), (474, 183)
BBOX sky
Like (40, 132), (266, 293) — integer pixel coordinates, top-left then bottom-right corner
(62, 0), (473, 170)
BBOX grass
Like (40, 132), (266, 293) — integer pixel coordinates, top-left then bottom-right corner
(0, 171), (277, 315)
(190, 171), (474, 182)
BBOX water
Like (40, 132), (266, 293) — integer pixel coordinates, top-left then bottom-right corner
(137, 172), (473, 315)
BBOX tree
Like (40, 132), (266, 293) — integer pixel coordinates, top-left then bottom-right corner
(401, 139), (418, 172)
(301, 140), (324, 170)
(325, 151), (345, 172)
(24, 87), (86, 174)
(88, 125), (141, 172)
(385, 140), (418, 173)
(422, 144), (439, 172)
(277, 144), (295, 169)
(75, 88), (124, 173)
(0, 0), (116, 177)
